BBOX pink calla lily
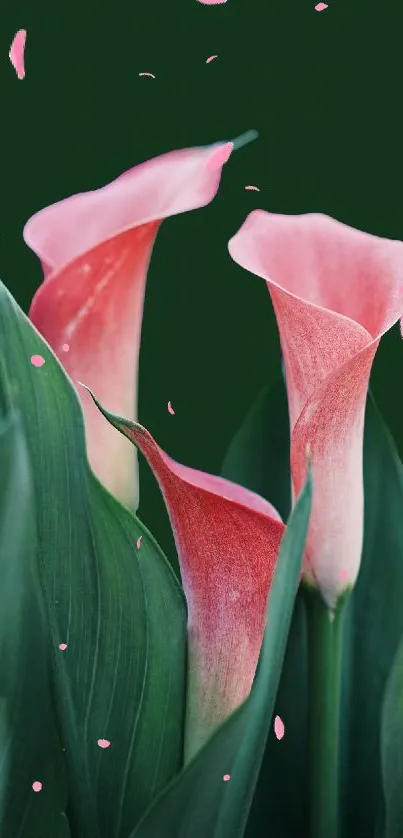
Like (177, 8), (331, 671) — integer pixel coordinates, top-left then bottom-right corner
(23, 141), (233, 511)
(86, 405), (284, 761)
(229, 211), (403, 608)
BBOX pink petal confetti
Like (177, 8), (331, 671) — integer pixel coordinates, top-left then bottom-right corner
(245, 185), (261, 191)
(223, 774), (231, 782)
(9, 30), (26, 80)
(58, 643), (68, 651)
(30, 354), (45, 367)
(274, 715), (285, 740)
(197, 0), (228, 4)
(97, 739), (111, 749)
(167, 401), (175, 415)
(206, 55), (218, 64)
(62, 343), (70, 352)
(32, 781), (42, 792)
(136, 535), (143, 549)
(315, 2), (328, 9)
(139, 72), (155, 79)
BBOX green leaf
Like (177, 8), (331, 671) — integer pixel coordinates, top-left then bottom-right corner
(340, 395), (403, 837)
(221, 379), (291, 522)
(0, 410), (68, 837)
(128, 469), (312, 838)
(222, 376), (308, 838)
(0, 282), (187, 838)
(380, 634), (403, 838)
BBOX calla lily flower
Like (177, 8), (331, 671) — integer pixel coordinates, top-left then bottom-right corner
(229, 211), (403, 608)
(84, 395), (284, 761)
(23, 141), (233, 511)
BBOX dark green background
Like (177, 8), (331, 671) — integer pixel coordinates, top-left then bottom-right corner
(1, 0), (402, 561)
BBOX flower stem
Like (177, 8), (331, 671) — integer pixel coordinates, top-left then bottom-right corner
(303, 585), (347, 838)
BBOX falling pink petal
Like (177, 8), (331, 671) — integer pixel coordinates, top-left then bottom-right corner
(223, 774), (231, 782)
(139, 72), (155, 78)
(62, 343), (70, 352)
(136, 535), (143, 549)
(30, 354), (45, 367)
(9, 30), (26, 80)
(32, 781), (42, 792)
(206, 55), (218, 64)
(97, 739), (111, 749)
(58, 643), (68, 651)
(245, 185), (260, 192)
(197, 0), (228, 4)
(167, 401), (175, 415)
(315, 2), (328, 9)
(274, 715), (285, 740)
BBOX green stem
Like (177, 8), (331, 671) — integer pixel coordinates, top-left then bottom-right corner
(303, 585), (347, 838)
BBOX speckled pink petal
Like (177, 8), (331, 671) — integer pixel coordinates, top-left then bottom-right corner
(274, 714), (285, 739)
(229, 211), (403, 607)
(92, 411), (284, 761)
(24, 141), (233, 511)
(9, 30), (26, 80)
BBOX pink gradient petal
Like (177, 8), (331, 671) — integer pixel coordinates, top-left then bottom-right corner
(30, 354), (45, 367)
(24, 142), (233, 511)
(99, 414), (284, 761)
(9, 30), (26, 80)
(97, 739), (111, 749)
(245, 185), (260, 191)
(167, 400), (175, 414)
(315, 2), (328, 9)
(32, 781), (42, 792)
(197, 0), (228, 4)
(229, 211), (403, 607)
(223, 774), (231, 781)
(58, 643), (68, 651)
(274, 714), (285, 740)
(206, 55), (218, 64)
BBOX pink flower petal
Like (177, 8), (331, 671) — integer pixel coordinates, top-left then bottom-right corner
(30, 354), (45, 367)
(274, 714), (285, 740)
(58, 643), (68, 651)
(95, 412), (284, 761)
(223, 774), (231, 781)
(206, 55), (218, 64)
(315, 2), (328, 9)
(139, 72), (155, 78)
(245, 185), (260, 191)
(167, 400), (175, 414)
(32, 781), (42, 792)
(136, 535), (143, 549)
(229, 211), (403, 607)
(97, 738), (110, 749)
(9, 30), (26, 80)
(24, 141), (233, 512)
(197, 0), (228, 4)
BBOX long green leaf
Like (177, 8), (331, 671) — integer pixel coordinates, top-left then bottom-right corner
(0, 282), (187, 838)
(128, 469), (312, 838)
(340, 395), (403, 837)
(222, 377), (308, 838)
(0, 410), (68, 836)
(380, 634), (403, 838)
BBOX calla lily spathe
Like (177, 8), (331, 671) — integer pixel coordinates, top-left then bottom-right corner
(23, 141), (233, 512)
(229, 211), (403, 608)
(85, 398), (284, 762)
